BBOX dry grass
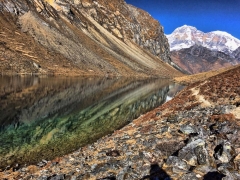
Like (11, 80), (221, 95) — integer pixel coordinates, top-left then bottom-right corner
(174, 64), (240, 85)
(198, 65), (240, 105)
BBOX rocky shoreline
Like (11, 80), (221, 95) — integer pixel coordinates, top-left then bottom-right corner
(1, 66), (240, 180)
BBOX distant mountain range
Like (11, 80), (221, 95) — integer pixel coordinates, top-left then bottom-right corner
(167, 25), (240, 74)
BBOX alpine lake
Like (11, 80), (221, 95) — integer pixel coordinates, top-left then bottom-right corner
(0, 75), (183, 169)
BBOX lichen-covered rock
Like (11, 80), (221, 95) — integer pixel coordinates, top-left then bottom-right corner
(165, 156), (190, 173)
(180, 173), (199, 180)
(178, 139), (209, 166)
(180, 124), (197, 135)
(214, 141), (235, 164)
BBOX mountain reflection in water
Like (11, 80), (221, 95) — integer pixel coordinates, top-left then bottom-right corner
(0, 76), (183, 168)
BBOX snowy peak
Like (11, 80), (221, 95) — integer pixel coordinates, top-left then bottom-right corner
(167, 25), (240, 55)
(172, 25), (197, 33)
(212, 31), (238, 41)
(209, 31), (240, 51)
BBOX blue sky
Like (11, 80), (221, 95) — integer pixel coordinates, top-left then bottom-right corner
(125, 0), (240, 39)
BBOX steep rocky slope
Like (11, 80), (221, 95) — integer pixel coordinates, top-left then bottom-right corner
(171, 45), (235, 74)
(233, 47), (240, 61)
(0, 0), (180, 77)
(1, 57), (240, 180)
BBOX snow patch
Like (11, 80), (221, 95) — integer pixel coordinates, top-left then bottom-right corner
(166, 96), (172, 102)
(170, 44), (192, 51)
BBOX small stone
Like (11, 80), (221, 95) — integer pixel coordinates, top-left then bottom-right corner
(106, 150), (120, 157)
(179, 139), (208, 166)
(160, 126), (169, 133)
(180, 125), (197, 135)
(165, 156), (190, 172)
(99, 175), (116, 180)
(42, 159), (48, 164)
(196, 174), (202, 178)
(181, 152), (198, 166)
(69, 158), (75, 161)
(39, 176), (48, 180)
(48, 174), (65, 180)
(218, 152), (230, 163)
(37, 162), (46, 167)
(91, 164), (97, 171)
(194, 146), (208, 165)
(41, 169), (48, 174)
(234, 154), (240, 170)
(167, 115), (179, 123)
(20, 168), (27, 172)
(214, 142), (234, 163)
(180, 172), (199, 180)
(70, 176), (77, 180)
(135, 134), (141, 138)
(194, 165), (217, 176)
(126, 152), (133, 156)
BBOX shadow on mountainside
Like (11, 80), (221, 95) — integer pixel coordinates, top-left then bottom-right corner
(141, 163), (171, 180)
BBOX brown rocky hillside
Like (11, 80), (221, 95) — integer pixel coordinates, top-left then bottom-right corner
(170, 45), (236, 74)
(0, 0), (182, 77)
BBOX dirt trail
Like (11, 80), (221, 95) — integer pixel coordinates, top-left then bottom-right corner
(191, 88), (212, 107)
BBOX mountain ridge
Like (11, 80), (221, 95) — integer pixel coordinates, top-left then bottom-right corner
(167, 25), (240, 55)
(167, 25), (240, 74)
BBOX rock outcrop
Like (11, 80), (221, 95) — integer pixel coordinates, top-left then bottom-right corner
(79, 0), (171, 63)
(0, 0), (179, 77)
(233, 47), (240, 61)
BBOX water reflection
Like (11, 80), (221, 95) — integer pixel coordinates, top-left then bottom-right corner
(0, 76), (183, 168)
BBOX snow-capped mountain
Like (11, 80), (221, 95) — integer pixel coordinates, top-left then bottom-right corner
(166, 25), (240, 56)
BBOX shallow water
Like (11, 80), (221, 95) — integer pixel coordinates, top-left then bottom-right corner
(0, 76), (183, 168)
